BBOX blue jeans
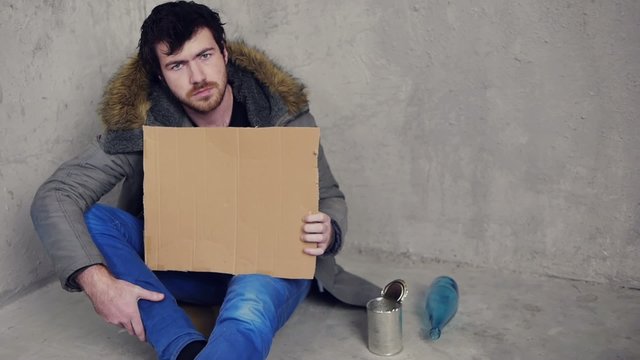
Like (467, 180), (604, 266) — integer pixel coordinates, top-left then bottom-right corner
(84, 204), (311, 360)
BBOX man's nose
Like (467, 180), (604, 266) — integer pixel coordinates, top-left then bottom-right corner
(189, 62), (206, 84)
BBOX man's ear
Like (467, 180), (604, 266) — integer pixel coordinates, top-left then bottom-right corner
(223, 46), (229, 64)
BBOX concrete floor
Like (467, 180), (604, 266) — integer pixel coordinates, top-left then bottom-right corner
(0, 251), (638, 360)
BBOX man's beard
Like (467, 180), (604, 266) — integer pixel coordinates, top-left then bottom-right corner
(179, 75), (227, 114)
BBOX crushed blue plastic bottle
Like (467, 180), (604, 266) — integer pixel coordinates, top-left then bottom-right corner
(425, 276), (459, 341)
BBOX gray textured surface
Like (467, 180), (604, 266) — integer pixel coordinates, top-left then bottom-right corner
(1, 0), (639, 303)
(0, 252), (638, 360)
(0, 1), (148, 302)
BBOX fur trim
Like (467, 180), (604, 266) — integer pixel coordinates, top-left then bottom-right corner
(99, 41), (308, 131)
(226, 40), (308, 116)
(99, 57), (151, 131)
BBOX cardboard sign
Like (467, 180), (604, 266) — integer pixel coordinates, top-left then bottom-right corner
(143, 126), (319, 279)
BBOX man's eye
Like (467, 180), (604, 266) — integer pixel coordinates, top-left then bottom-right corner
(170, 63), (183, 71)
(201, 53), (212, 60)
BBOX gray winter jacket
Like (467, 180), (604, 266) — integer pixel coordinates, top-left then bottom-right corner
(30, 41), (380, 307)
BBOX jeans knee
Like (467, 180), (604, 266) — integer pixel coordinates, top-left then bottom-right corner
(220, 291), (278, 334)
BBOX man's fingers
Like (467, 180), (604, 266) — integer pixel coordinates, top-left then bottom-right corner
(301, 233), (325, 243)
(121, 321), (135, 337)
(303, 213), (329, 223)
(131, 316), (146, 342)
(301, 212), (332, 257)
(136, 287), (165, 302)
(303, 223), (327, 234)
(303, 247), (325, 256)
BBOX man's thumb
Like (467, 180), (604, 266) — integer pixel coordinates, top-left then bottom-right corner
(137, 288), (165, 302)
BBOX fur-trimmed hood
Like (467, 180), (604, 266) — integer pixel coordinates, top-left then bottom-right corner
(99, 40), (309, 133)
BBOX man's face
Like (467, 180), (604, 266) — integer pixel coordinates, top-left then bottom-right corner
(156, 28), (228, 113)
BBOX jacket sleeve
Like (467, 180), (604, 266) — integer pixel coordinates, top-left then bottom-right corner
(285, 111), (347, 255)
(30, 138), (138, 291)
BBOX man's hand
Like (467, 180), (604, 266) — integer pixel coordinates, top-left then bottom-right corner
(301, 212), (334, 256)
(76, 265), (164, 342)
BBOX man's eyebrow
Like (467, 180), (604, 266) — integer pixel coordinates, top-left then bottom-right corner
(195, 47), (216, 57)
(163, 47), (217, 68)
(164, 59), (186, 68)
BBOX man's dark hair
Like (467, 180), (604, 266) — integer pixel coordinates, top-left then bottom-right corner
(138, 1), (226, 82)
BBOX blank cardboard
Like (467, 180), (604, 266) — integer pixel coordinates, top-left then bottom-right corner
(143, 126), (319, 279)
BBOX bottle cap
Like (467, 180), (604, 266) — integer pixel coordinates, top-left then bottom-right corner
(381, 279), (408, 303)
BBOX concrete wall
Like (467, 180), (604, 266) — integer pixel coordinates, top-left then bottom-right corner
(220, 0), (640, 288)
(0, 1), (148, 302)
(1, 0), (638, 302)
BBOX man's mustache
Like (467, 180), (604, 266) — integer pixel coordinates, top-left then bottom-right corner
(187, 81), (219, 97)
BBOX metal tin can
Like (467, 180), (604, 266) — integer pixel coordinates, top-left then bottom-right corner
(366, 279), (408, 356)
